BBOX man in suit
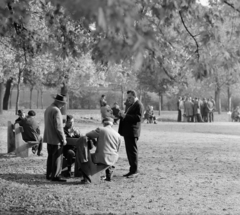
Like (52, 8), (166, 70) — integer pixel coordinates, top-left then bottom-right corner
(118, 90), (144, 178)
(43, 94), (67, 182)
(19, 110), (43, 156)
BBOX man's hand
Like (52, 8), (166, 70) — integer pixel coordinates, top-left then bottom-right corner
(63, 140), (67, 146)
(118, 111), (126, 118)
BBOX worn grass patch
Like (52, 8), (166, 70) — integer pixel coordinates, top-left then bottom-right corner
(0, 110), (240, 214)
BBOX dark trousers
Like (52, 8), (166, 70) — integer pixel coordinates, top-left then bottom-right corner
(105, 166), (115, 180)
(124, 136), (138, 174)
(28, 136), (43, 155)
(66, 149), (75, 172)
(46, 144), (63, 179)
(177, 110), (182, 122)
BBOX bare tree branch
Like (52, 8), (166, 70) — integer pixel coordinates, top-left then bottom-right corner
(179, 11), (200, 60)
(223, 0), (240, 14)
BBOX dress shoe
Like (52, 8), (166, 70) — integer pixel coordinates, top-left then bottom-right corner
(123, 172), (132, 177)
(127, 172), (139, 178)
(101, 176), (111, 182)
(46, 176), (51, 180)
(80, 178), (91, 184)
(51, 177), (67, 182)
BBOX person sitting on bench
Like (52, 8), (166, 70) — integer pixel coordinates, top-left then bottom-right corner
(111, 102), (121, 125)
(18, 110), (43, 156)
(83, 117), (122, 182)
(15, 109), (26, 125)
(63, 114), (81, 177)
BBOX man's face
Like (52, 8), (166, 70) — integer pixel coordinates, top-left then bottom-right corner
(127, 93), (135, 105)
(19, 113), (25, 119)
(66, 118), (74, 129)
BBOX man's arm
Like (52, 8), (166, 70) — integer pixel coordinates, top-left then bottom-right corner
(73, 128), (81, 138)
(121, 103), (143, 123)
(53, 111), (66, 145)
(117, 137), (122, 152)
(86, 128), (100, 139)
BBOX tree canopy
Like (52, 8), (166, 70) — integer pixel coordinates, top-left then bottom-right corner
(1, 0), (240, 112)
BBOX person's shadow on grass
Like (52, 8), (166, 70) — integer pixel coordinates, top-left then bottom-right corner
(0, 152), (17, 159)
(0, 173), (85, 185)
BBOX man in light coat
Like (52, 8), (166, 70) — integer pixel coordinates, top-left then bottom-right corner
(86, 117), (122, 181)
(43, 94), (67, 182)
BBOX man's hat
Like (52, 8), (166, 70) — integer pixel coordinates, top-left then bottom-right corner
(28, 110), (36, 116)
(53, 94), (67, 104)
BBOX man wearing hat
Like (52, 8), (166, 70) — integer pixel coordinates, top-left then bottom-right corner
(43, 94), (67, 182)
(19, 110), (43, 156)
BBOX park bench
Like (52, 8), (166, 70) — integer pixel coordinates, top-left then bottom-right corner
(7, 121), (39, 158)
(64, 137), (109, 183)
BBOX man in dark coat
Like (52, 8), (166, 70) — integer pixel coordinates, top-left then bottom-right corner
(43, 94), (67, 182)
(177, 97), (182, 122)
(118, 90), (144, 178)
(19, 110), (43, 156)
(15, 109), (26, 124)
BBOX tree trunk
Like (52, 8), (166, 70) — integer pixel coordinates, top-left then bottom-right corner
(227, 85), (232, 112)
(15, 69), (22, 115)
(121, 85), (124, 110)
(36, 89), (39, 109)
(0, 81), (4, 114)
(29, 86), (33, 109)
(9, 84), (14, 109)
(3, 78), (13, 110)
(158, 94), (162, 115)
(214, 90), (218, 112)
(161, 94), (164, 110)
(216, 87), (221, 114)
(41, 90), (43, 109)
(60, 82), (67, 115)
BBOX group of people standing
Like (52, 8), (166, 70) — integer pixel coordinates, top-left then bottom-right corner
(43, 90), (143, 183)
(177, 96), (215, 123)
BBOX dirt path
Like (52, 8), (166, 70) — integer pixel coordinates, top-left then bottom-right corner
(1, 122), (240, 214)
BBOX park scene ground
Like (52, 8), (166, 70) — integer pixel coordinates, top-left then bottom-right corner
(0, 110), (240, 215)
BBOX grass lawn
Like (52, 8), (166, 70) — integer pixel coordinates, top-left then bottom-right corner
(0, 109), (240, 214)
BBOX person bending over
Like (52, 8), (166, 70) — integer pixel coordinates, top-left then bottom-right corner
(85, 117), (122, 182)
